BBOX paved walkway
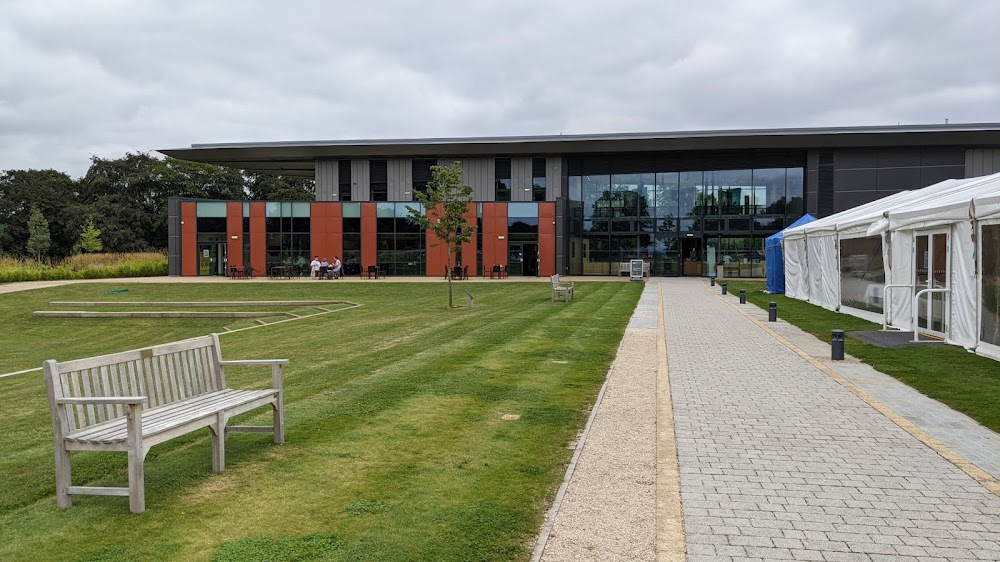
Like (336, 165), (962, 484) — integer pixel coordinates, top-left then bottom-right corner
(537, 277), (1000, 562)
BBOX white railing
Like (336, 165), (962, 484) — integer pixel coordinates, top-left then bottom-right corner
(881, 284), (914, 331)
(912, 287), (950, 342)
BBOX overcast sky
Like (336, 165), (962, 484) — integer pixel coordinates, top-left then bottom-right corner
(2, 0), (999, 178)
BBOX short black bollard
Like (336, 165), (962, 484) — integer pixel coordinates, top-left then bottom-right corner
(739, 289), (746, 304)
(831, 330), (845, 361)
(710, 276), (716, 287)
(721, 283), (728, 295)
(768, 302), (777, 322)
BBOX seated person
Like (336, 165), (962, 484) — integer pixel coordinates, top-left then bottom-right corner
(331, 256), (343, 279)
(319, 258), (329, 280)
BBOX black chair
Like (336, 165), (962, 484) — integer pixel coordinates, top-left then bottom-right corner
(229, 266), (242, 279)
(366, 265), (380, 279)
(490, 264), (502, 279)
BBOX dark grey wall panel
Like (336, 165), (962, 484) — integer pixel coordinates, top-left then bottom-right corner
(834, 190), (879, 211)
(920, 147), (965, 166)
(458, 158), (494, 201)
(167, 198), (180, 276)
(875, 167), (921, 194)
(315, 160), (338, 201)
(833, 149), (877, 169)
(832, 168), (877, 195)
(920, 166), (965, 186)
(875, 147), (921, 168)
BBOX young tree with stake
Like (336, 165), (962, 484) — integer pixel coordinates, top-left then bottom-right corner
(406, 162), (476, 308)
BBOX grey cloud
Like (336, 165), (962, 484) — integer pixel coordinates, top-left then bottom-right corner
(0, 0), (998, 177)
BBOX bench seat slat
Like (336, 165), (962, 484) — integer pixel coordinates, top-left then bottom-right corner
(66, 389), (277, 444)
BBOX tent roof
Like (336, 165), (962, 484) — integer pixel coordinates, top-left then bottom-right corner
(766, 214), (816, 243)
(871, 172), (1000, 233)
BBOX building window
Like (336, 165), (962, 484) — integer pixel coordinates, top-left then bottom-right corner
(412, 158), (436, 200)
(376, 202), (425, 275)
(264, 201), (311, 276)
(532, 158), (547, 202)
(370, 159), (388, 201)
(495, 158), (511, 202)
(338, 160), (352, 201)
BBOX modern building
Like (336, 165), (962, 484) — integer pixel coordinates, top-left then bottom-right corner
(160, 124), (1000, 278)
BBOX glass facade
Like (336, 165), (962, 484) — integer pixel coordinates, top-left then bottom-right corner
(568, 164), (804, 276)
(531, 158), (546, 202)
(370, 160), (388, 202)
(376, 202), (425, 276)
(342, 202), (361, 276)
(495, 158), (511, 202)
(338, 160), (352, 201)
(265, 201), (311, 276)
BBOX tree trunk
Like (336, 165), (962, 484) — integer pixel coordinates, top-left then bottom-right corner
(447, 247), (454, 308)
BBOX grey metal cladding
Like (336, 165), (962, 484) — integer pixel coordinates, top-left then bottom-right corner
(388, 159), (412, 200)
(351, 160), (369, 201)
(547, 157), (562, 200)
(512, 157), (532, 201)
(458, 158), (494, 201)
(315, 160), (338, 201)
(966, 148), (1000, 176)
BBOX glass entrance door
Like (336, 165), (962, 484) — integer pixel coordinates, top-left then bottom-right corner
(198, 242), (227, 276)
(523, 243), (538, 276)
(508, 243), (523, 276)
(914, 231), (948, 337)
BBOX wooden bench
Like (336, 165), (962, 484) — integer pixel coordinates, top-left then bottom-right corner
(551, 275), (574, 302)
(43, 334), (287, 513)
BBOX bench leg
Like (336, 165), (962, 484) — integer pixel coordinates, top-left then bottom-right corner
(273, 399), (285, 445)
(54, 446), (72, 509)
(126, 404), (145, 513)
(212, 412), (227, 473)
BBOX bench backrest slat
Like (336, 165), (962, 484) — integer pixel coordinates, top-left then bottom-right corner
(45, 335), (223, 434)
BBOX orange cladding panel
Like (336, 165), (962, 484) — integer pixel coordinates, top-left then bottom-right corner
(181, 202), (197, 276)
(250, 202), (266, 273)
(328, 204), (343, 261)
(226, 202), (243, 270)
(361, 203), (377, 269)
(461, 204), (477, 274)
(425, 204), (448, 277)
(538, 202), (556, 276)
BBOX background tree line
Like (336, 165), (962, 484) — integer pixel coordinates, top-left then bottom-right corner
(0, 153), (314, 258)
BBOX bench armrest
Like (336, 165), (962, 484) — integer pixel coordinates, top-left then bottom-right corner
(218, 359), (287, 391)
(218, 360), (289, 366)
(56, 396), (147, 405)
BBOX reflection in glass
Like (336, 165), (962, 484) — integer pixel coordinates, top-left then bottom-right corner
(839, 236), (886, 313)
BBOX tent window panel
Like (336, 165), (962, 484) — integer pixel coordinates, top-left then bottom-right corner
(839, 236), (886, 314)
(982, 224), (1000, 346)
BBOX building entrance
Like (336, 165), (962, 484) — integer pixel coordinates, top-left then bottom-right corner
(508, 242), (539, 276)
(198, 242), (227, 276)
(681, 237), (703, 276)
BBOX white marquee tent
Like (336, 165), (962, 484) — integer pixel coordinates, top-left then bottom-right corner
(782, 172), (1000, 360)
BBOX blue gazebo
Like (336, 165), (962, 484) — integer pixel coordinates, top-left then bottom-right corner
(765, 214), (816, 293)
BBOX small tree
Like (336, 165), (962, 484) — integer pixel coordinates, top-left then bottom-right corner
(74, 217), (104, 253)
(26, 206), (51, 260)
(406, 162), (476, 308)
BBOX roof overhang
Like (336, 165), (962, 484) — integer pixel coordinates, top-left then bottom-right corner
(159, 123), (1000, 178)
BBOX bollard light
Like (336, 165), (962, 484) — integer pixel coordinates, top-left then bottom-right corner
(739, 289), (746, 304)
(710, 276), (716, 287)
(768, 302), (777, 322)
(721, 283), (728, 295)
(831, 330), (845, 361)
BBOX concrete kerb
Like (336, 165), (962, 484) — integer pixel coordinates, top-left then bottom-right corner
(705, 280), (1000, 497)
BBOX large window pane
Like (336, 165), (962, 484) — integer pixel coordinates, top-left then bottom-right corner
(716, 169), (753, 215)
(786, 167), (804, 216)
(196, 202), (227, 217)
(679, 171), (701, 218)
(754, 168), (787, 214)
(839, 236), (886, 313)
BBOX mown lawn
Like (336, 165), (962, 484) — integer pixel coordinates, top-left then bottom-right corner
(725, 280), (1000, 434)
(0, 280), (642, 561)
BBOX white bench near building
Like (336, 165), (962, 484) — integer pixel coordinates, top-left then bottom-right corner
(43, 334), (287, 513)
